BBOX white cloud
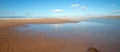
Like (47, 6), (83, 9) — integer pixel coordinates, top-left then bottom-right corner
(112, 10), (120, 13)
(24, 11), (41, 15)
(81, 5), (86, 10)
(110, 4), (117, 7)
(71, 4), (80, 8)
(51, 9), (64, 13)
(24, 11), (34, 15)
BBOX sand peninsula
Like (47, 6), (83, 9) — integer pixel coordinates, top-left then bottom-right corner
(0, 18), (83, 29)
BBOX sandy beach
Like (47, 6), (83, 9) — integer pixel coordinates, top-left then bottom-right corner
(0, 18), (120, 52)
(0, 18), (88, 52)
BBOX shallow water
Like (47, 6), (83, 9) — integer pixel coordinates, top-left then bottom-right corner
(14, 18), (120, 52)
(15, 18), (120, 38)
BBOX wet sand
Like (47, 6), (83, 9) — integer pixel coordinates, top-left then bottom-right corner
(0, 18), (90, 52)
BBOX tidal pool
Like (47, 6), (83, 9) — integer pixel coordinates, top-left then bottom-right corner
(14, 18), (120, 52)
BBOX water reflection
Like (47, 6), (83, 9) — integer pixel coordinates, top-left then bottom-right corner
(14, 18), (120, 39)
(52, 24), (61, 28)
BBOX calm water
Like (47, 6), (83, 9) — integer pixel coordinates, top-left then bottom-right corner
(14, 18), (120, 52)
(15, 18), (120, 38)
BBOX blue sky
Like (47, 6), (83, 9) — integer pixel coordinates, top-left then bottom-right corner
(0, 0), (120, 18)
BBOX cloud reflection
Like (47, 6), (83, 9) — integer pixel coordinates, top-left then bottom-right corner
(52, 24), (61, 28)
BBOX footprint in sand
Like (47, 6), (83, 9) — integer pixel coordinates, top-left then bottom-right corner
(87, 47), (100, 52)
(0, 38), (15, 52)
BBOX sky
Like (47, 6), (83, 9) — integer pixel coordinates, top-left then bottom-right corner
(0, 0), (120, 18)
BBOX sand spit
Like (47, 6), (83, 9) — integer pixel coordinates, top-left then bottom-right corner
(0, 18), (80, 29)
